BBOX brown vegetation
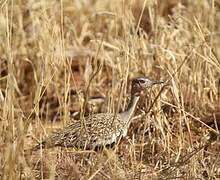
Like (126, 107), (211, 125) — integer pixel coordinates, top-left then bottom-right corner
(0, 0), (220, 179)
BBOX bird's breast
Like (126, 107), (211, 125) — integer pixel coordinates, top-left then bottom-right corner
(121, 129), (128, 137)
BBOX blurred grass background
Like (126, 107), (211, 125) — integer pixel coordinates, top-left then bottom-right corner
(0, 0), (220, 179)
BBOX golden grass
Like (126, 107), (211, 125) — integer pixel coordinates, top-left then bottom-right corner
(0, 0), (220, 179)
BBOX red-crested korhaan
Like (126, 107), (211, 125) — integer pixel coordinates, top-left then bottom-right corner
(33, 77), (163, 150)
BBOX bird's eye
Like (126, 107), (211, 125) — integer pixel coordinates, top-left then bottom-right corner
(138, 79), (145, 84)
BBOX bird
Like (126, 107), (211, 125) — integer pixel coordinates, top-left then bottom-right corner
(32, 77), (163, 150)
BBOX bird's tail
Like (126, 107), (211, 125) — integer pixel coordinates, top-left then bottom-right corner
(24, 141), (46, 156)
(31, 142), (46, 151)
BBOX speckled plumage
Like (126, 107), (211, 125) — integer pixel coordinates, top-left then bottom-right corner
(37, 113), (126, 149)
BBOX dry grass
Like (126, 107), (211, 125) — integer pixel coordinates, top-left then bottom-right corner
(0, 0), (220, 179)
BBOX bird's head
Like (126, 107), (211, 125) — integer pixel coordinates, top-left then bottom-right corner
(131, 77), (163, 96)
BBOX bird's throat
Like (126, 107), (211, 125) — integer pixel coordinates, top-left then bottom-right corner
(119, 94), (140, 124)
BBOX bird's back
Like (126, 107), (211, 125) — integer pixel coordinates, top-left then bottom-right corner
(36, 113), (124, 149)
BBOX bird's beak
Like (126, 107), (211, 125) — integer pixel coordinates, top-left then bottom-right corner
(152, 80), (164, 85)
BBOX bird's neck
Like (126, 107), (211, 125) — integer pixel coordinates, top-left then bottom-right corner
(119, 94), (140, 124)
